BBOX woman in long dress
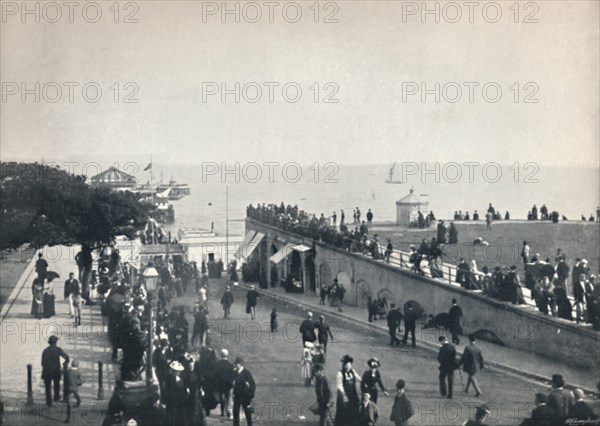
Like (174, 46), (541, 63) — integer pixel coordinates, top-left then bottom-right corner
(334, 354), (361, 426)
(43, 280), (56, 318)
(31, 278), (44, 319)
(301, 342), (314, 386)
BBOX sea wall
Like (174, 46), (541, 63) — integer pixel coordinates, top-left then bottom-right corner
(247, 219), (600, 371)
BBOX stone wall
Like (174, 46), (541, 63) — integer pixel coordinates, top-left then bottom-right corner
(246, 219), (600, 371)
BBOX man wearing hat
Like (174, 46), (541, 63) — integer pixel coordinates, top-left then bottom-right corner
(387, 304), (402, 346)
(232, 357), (256, 426)
(458, 334), (484, 397)
(316, 315), (334, 355)
(246, 285), (259, 320)
(215, 349), (235, 418)
(164, 361), (187, 426)
(448, 299), (463, 345)
(389, 379), (414, 426)
(570, 388), (598, 421)
(547, 374), (575, 423)
(314, 364), (333, 426)
(437, 336), (457, 399)
(361, 358), (388, 404)
(41, 335), (70, 406)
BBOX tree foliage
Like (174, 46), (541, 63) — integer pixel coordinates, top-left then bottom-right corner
(1, 162), (151, 250)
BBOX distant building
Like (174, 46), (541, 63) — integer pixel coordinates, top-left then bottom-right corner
(396, 187), (429, 226)
(89, 166), (137, 189)
(178, 227), (243, 266)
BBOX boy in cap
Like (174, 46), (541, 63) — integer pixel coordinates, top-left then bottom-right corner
(64, 359), (83, 423)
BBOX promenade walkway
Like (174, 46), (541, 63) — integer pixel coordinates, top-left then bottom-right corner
(238, 283), (599, 395)
(0, 246), (115, 426)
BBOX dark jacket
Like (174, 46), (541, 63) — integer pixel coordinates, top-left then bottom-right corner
(361, 370), (386, 395)
(41, 345), (69, 379)
(316, 322), (334, 342)
(387, 309), (402, 328)
(299, 319), (317, 342)
(315, 375), (332, 412)
(437, 343), (457, 373)
(390, 393), (414, 426)
(233, 368), (255, 405)
(459, 344), (484, 375)
(529, 403), (555, 425)
(246, 290), (259, 307)
(64, 279), (80, 299)
(214, 359), (236, 393)
(449, 305), (463, 325)
(356, 400), (379, 426)
(570, 400), (598, 420)
(547, 388), (575, 422)
(221, 291), (234, 307)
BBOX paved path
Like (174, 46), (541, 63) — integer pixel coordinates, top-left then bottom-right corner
(0, 246), (116, 426)
(239, 284), (600, 394)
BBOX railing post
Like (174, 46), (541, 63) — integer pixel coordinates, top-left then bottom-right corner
(97, 361), (104, 400)
(26, 364), (34, 406)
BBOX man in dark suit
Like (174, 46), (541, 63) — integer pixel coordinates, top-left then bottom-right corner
(547, 374), (575, 424)
(215, 349), (236, 418)
(458, 334), (484, 397)
(402, 304), (417, 348)
(64, 273), (79, 318)
(316, 315), (334, 355)
(232, 357), (255, 426)
(245, 285), (259, 320)
(448, 299), (463, 345)
(41, 335), (70, 406)
(387, 304), (402, 346)
(314, 364), (333, 426)
(437, 336), (457, 399)
(299, 312), (317, 346)
(389, 379), (414, 426)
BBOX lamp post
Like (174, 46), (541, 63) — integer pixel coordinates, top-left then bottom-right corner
(142, 263), (159, 386)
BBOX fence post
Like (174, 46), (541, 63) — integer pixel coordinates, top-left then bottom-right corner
(26, 364), (34, 406)
(97, 361), (104, 400)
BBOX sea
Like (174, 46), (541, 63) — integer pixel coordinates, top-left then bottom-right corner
(149, 163), (600, 238)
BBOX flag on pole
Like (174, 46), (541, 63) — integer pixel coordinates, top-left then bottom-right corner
(144, 162), (152, 171)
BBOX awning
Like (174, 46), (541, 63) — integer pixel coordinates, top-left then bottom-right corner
(270, 243), (295, 264)
(237, 231), (265, 260)
(269, 243), (312, 264)
(234, 231), (256, 259)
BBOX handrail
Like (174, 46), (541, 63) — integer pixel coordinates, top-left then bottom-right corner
(247, 215), (586, 324)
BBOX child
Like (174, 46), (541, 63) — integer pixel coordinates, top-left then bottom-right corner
(301, 342), (314, 386)
(65, 359), (83, 423)
(73, 294), (85, 327)
(270, 308), (278, 333)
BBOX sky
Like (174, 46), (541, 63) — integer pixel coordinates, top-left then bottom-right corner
(1, 0), (599, 167)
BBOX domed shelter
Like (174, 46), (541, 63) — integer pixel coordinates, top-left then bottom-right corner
(396, 187), (429, 226)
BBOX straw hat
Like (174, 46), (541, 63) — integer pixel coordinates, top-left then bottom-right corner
(170, 361), (184, 372)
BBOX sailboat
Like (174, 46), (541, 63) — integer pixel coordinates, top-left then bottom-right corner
(385, 162), (403, 184)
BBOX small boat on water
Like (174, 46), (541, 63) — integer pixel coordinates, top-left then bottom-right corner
(385, 162), (403, 184)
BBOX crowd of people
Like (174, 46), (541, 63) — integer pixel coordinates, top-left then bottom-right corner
(248, 203), (599, 329)
(96, 252), (262, 426)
